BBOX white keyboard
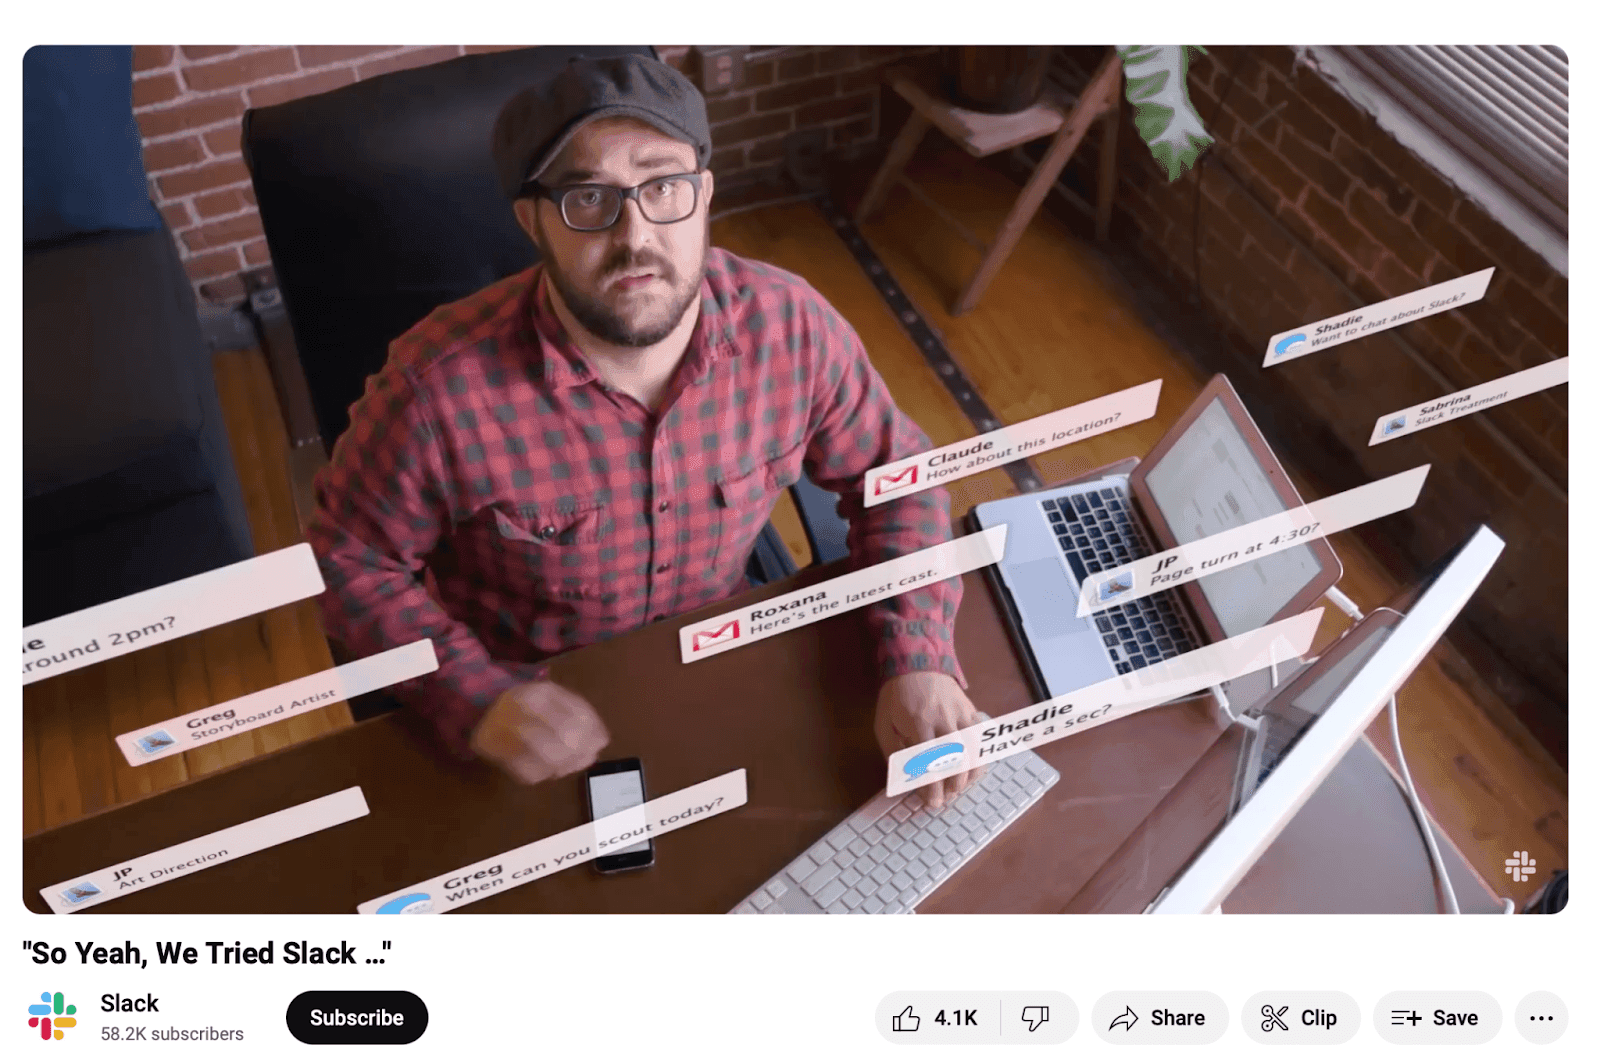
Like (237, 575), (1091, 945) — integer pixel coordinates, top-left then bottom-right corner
(730, 750), (1059, 914)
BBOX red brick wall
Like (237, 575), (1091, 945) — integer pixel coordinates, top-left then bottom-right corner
(1039, 45), (1567, 761)
(131, 44), (933, 306)
(131, 45), (530, 304)
(684, 46), (937, 207)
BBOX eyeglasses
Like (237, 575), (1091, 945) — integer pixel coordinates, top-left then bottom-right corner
(527, 172), (704, 232)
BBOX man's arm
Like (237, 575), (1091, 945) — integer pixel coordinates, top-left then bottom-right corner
(305, 364), (539, 758)
(797, 298), (966, 689)
(797, 296), (984, 808)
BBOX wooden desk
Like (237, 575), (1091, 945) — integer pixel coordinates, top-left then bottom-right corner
(22, 472), (1501, 915)
(23, 557), (1210, 914)
(1066, 723), (1504, 914)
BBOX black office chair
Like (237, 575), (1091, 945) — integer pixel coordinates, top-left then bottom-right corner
(241, 47), (848, 716)
(241, 45), (849, 582)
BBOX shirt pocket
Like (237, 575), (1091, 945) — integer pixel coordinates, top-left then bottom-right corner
(490, 503), (610, 600)
(709, 446), (805, 572)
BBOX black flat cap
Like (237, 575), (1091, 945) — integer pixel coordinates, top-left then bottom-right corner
(491, 53), (712, 198)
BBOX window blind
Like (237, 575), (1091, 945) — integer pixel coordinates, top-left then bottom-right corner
(1336, 46), (1568, 236)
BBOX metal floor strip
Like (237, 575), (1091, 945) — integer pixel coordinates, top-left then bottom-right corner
(815, 196), (1042, 494)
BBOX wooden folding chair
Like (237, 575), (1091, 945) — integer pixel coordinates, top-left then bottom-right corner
(856, 49), (1125, 315)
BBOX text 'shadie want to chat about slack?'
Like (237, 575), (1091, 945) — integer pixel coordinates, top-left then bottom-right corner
(1263, 269), (1493, 366)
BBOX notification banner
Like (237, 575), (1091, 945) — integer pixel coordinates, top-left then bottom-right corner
(678, 527), (1007, 662)
(862, 381), (1162, 507)
(115, 640), (438, 765)
(357, 769), (747, 914)
(1263, 268), (1493, 366)
(40, 788), (370, 914)
(1369, 357), (1568, 445)
(1075, 466), (1429, 618)
(885, 610), (1323, 796)
(23, 543), (326, 684)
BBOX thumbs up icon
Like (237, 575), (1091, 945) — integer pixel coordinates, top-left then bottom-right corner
(893, 1006), (921, 1032)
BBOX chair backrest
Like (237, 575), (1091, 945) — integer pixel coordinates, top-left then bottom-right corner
(242, 45), (655, 449)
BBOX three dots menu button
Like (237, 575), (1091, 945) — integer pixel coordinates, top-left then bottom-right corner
(1514, 992), (1566, 1045)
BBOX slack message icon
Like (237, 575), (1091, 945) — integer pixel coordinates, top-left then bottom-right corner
(1273, 333), (1306, 358)
(691, 620), (740, 652)
(903, 743), (965, 778)
(874, 466), (918, 496)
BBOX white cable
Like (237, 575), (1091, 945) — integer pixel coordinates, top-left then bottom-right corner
(1217, 622), (1285, 724)
(1323, 585), (1462, 914)
(1387, 693), (1461, 915)
(1210, 682), (1258, 727)
(1323, 585), (1365, 621)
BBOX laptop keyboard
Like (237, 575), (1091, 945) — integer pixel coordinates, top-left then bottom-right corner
(730, 751), (1059, 914)
(1041, 486), (1200, 674)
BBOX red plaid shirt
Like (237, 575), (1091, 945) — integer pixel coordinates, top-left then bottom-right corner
(307, 247), (965, 758)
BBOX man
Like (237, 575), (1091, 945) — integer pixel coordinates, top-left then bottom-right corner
(308, 53), (981, 807)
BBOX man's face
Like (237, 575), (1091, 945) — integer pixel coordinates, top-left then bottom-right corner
(515, 117), (713, 347)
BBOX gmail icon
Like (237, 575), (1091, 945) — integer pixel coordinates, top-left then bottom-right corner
(873, 465), (918, 496)
(691, 620), (740, 652)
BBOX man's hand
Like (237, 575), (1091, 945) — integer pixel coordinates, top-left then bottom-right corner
(469, 679), (610, 785)
(873, 671), (984, 811)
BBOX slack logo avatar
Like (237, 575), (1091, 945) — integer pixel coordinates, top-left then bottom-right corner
(134, 730), (175, 756)
(28, 991), (77, 1041)
(375, 894), (433, 914)
(1272, 333), (1306, 358)
(58, 882), (100, 906)
(903, 743), (966, 779)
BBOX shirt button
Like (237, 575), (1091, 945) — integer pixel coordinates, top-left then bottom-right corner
(656, 563), (671, 573)
(657, 500), (670, 512)
(538, 526), (557, 540)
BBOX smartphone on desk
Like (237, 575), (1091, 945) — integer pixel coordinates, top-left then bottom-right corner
(586, 758), (654, 873)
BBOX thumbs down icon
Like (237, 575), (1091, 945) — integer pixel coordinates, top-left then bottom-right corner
(1021, 1005), (1049, 1032)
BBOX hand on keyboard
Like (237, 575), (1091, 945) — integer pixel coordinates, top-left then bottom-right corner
(874, 671), (986, 810)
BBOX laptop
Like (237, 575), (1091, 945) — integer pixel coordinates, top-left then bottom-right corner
(969, 374), (1343, 702)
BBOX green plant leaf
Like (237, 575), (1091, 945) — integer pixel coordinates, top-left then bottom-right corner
(1116, 45), (1214, 181)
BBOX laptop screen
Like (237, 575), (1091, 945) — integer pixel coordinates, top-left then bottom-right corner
(1141, 397), (1324, 639)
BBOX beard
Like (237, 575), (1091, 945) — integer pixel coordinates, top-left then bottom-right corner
(539, 221), (708, 348)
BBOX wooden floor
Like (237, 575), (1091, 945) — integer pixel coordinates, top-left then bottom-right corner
(24, 145), (1565, 909)
(719, 146), (1566, 908)
(21, 347), (352, 837)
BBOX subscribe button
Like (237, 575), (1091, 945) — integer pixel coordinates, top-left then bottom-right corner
(286, 991), (428, 1044)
